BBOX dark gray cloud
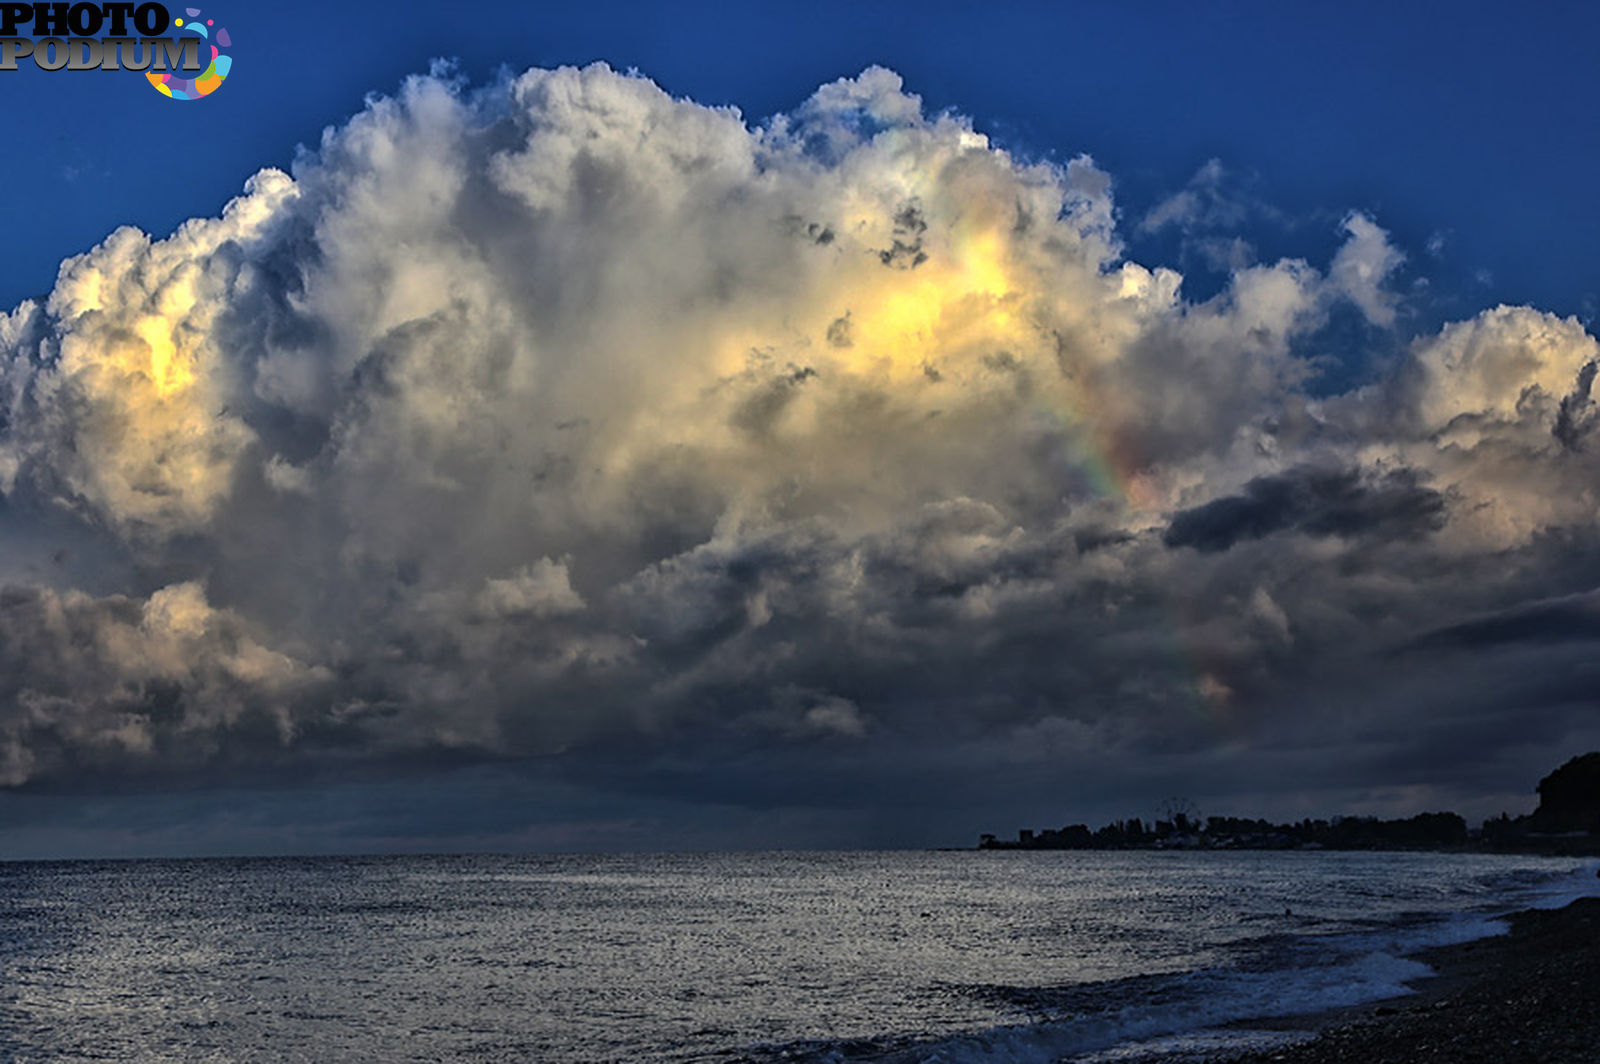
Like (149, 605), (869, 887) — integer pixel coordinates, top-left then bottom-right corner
(1409, 590), (1600, 651)
(1163, 466), (1447, 553)
(1553, 359), (1598, 451)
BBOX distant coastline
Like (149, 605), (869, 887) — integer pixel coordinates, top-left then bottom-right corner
(979, 752), (1600, 857)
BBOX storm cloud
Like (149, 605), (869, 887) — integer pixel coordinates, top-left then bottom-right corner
(0, 64), (1597, 830)
(1163, 466), (1446, 553)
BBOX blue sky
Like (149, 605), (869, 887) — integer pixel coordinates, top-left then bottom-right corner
(1, 2), (1599, 858)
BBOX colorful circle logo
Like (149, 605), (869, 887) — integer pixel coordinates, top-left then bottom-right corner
(147, 8), (232, 100)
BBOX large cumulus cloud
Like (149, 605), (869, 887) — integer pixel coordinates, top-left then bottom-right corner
(0, 63), (1596, 822)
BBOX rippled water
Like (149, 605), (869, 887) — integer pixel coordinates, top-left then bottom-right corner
(0, 850), (1593, 1062)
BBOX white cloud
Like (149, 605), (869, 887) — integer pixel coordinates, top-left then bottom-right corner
(1329, 211), (1405, 326)
(476, 559), (585, 618)
(1412, 304), (1599, 431)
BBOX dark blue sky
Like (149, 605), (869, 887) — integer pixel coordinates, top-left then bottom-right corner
(1, 1), (1595, 320)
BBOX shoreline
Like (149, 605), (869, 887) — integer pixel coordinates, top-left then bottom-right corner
(1207, 893), (1600, 1063)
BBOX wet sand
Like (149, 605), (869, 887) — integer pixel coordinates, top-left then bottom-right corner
(1212, 895), (1600, 1063)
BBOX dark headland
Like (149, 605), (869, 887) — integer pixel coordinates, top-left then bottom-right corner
(978, 753), (1600, 857)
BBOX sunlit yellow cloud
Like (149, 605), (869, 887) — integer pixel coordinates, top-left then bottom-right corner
(842, 228), (1021, 383)
(132, 315), (195, 396)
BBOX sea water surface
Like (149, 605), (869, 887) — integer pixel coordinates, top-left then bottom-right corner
(0, 850), (1595, 1063)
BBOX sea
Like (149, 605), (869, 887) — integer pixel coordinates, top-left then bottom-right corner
(1, 850), (1595, 1063)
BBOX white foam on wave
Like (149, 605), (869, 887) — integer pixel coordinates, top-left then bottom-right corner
(1515, 859), (1600, 911)
(860, 947), (1437, 1064)
(752, 856), (1600, 1064)
(1330, 911), (1508, 957)
(842, 861), (1600, 1064)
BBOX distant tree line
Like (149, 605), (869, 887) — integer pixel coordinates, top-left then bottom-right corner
(980, 753), (1600, 854)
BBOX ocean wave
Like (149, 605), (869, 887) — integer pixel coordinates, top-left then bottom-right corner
(731, 860), (1599, 1064)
